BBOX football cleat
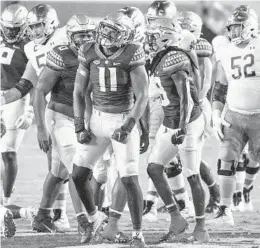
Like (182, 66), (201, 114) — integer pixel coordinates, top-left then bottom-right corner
(207, 205), (234, 226)
(32, 215), (56, 233)
(53, 209), (70, 232)
(206, 195), (219, 214)
(77, 214), (92, 243)
(187, 229), (210, 243)
(0, 207), (16, 238)
(243, 186), (254, 212)
(143, 200), (158, 222)
(130, 232), (145, 248)
(24, 206), (38, 223)
(91, 211), (107, 239)
(232, 192), (244, 212)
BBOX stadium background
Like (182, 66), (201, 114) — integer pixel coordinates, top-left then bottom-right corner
(1, 1), (260, 247)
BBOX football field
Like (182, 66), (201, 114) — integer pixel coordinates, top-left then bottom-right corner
(2, 124), (260, 248)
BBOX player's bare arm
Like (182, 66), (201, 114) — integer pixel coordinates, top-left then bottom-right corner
(1, 60), (37, 105)
(34, 66), (60, 152)
(200, 56), (212, 99)
(139, 102), (150, 154)
(172, 70), (193, 131)
(73, 63), (92, 144)
(212, 61), (230, 140)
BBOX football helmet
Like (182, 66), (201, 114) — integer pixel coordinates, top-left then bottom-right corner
(96, 13), (134, 48)
(178, 11), (203, 39)
(226, 5), (258, 44)
(0, 4), (28, 43)
(26, 4), (59, 44)
(117, 6), (146, 43)
(66, 14), (96, 52)
(145, 0), (182, 52)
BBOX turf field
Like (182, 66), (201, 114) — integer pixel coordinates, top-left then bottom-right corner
(1, 124), (260, 248)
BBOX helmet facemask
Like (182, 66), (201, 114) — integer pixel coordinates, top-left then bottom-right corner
(0, 25), (24, 43)
(97, 16), (132, 49)
(70, 31), (96, 52)
(146, 17), (182, 52)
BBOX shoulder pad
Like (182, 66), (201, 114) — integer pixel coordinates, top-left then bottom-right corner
(195, 38), (213, 57)
(46, 45), (66, 71)
(78, 41), (95, 68)
(162, 50), (190, 74)
(212, 35), (229, 52)
(129, 43), (145, 64)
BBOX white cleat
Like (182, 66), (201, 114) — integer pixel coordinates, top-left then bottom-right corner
(53, 211), (70, 232)
(24, 206), (38, 223)
(0, 206), (16, 238)
(207, 205), (234, 227)
(232, 201), (244, 212)
(92, 211), (107, 238)
(244, 201), (254, 212)
(143, 208), (158, 222)
(181, 199), (195, 219)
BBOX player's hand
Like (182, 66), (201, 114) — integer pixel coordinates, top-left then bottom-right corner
(171, 128), (186, 145)
(0, 118), (6, 138)
(140, 133), (149, 154)
(77, 129), (92, 144)
(15, 106), (34, 130)
(111, 127), (129, 144)
(212, 110), (230, 141)
(37, 127), (51, 153)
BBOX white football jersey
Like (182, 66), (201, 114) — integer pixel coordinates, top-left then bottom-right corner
(24, 26), (68, 77)
(213, 35), (260, 113)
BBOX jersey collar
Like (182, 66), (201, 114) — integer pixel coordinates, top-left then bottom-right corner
(94, 44), (125, 60)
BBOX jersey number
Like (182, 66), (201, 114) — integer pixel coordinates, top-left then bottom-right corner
(34, 45), (45, 69)
(231, 54), (255, 80)
(0, 47), (15, 65)
(98, 67), (117, 92)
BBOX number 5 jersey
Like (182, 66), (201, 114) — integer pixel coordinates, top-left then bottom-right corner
(213, 35), (260, 113)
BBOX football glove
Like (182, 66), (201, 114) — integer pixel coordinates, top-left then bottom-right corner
(111, 118), (136, 144)
(140, 132), (149, 154)
(15, 105), (34, 130)
(74, 116), (92, 144)
(1, 117), (6, 138)
(171, 128), (186, 145)
(212, 110), (230, 141)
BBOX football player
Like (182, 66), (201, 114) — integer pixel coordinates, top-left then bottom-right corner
(210, 5), (260, 226)
(0, 4), (71, 232)
(102, 6), (150, 243)
(178, 11), (220, 214)
(0, 3), (34, 206)
(33, 14), (97, 241)
(145, 0), (209, 242)
(72, 12), (148, 248)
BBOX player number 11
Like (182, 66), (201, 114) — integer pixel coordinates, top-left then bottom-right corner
(98, 67), (117, 92)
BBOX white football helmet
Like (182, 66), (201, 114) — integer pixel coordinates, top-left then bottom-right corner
(26, 4), (59, 44)
(226, 5), (258, 45)
(66, 14), (96, 52)
(0, 4), (28, 43)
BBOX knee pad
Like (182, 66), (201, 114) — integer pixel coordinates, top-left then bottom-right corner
(164, 160), (182, 178)
(217, 159), (237, 176)
(72, 165), (92, 184)
(93, 160), (109, 185)
(2, 152), (17, 165)
(246, 165), (260, 175)
(147, 163), (164, 179)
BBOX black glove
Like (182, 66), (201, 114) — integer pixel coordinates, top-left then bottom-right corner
(112, 118), (136, 144)
(74, 116), (92, 144)
(140, 132), (149, 154)
(171, 128), (186, 145)
(0, 117), (6, 138)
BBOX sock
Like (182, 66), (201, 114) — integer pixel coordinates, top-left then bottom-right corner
(219, 175), (236, 208)
(3, 197), (10, 206)
(121, 176), (143, 230)
(53, 182), (67, 212)
(235, 169), (245, 193)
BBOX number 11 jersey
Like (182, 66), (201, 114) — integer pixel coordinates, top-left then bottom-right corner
(213, 35), (260, 113)
(78, 42), (146, 113)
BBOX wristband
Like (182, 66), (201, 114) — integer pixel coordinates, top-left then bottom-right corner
(74, 116), (85, 133)
(121, 117), (136, 134)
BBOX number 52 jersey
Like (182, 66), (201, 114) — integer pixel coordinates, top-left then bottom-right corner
(213, 35), (260, 113)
